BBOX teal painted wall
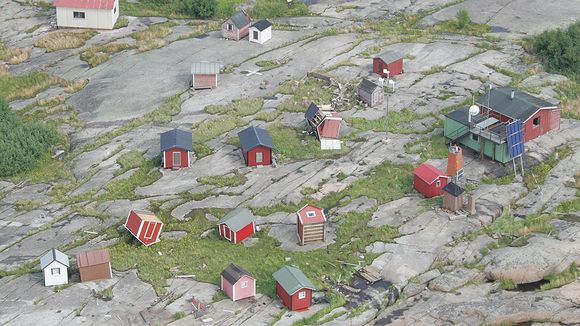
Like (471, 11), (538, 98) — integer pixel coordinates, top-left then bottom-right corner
(444, 118), (511, 163)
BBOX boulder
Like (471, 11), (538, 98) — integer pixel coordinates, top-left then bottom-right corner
(428, 268), (485, 292)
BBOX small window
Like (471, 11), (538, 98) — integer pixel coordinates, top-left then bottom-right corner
(255, 152), (263, 163)
(298, 291), (306, 299)
(471, 134), (479, 142)
(533, 117), (540, 127)
(436, 180), (441, 188)
(51, 268), (60, 275)
(306, 211), (316, 218)
(227, 24), (233, 31)
(73, 11), (85, 19)
(253, 31), (259, 40)
(241, 281), (248, 288)
(114, 6), (117, 14)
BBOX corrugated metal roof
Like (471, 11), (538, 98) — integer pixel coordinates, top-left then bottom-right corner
(53, 0), (116, 9)
(305, 102), (320, 121)
(40, 249), (69, 270)
(218, 207), (256, 232)
(273, 266), (315, 295)
(221, 263), (254, 284)
(443, 182), (464, 197)
(358, 79), (381, 94)
(413, 163), (444, 184)
(376, 51), (403, 64)
(191, 62), (221, 75)
(228, 11), (251, 29)
(476, 87), (556, 122)
(132, 210), (162, 223)
(318, 117), (341, 139)
(238, 126), (274, 153)
(76, 249), (110, 268)
(160, 128), (193, 152)
(251, 20), (272, 32)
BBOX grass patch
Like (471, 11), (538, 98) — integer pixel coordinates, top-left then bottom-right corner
(95, 286), (114, 301)
(335, 5), (358, 13)
(555, 81), (579, 119)
(294, 291), (346, 325)
(192, 142), (214, 159)
(0, 71), (64, 101)
(476, 41), (501, 51)
(483, 209), (557, 238)
(0, 43), (30, 64)
(204, 98), (264, 117)
(250, 0), (310, 18)
(255, 59), (289, 72)
(433, 19), (491, 37)
(25, 24), (44, 34)
(115, 150), (145, 176)
(98, 155), (162, 201)
(255, 110), (280, 122)
(540, 263), (578, 291)
(480, 174), (515, 185)
(173, 311), (187, 320)
(346, 108), (429, 134)
(269, 123), (349, 161)
(114, 17), (130, 29)
(198, 170), (247, 188)
(276, 78), (334, 113)
(33, 31), (97, 52)
(422, 65), (444, 75)
(498, 278), (517, 290)
(120, 0), (190, 18)
(191, 116), (247, 143)
(131, 22), (177, 52)
(14, 199), (42, 212)
(523, 145), (573, 191)
(404, 133), (448, 160)
(80, 43), (137, 67)
(177, 21), (220, 40)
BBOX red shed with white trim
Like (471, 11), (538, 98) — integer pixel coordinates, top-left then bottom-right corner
(218, 208), (256, 244)
(413, 163), (448, 198)
(238, 126), (274, 167)
(124, 209), (163, 246)
(373, 51), (403, 77)
(297, 204), (326, 246)
(160, 129), (193, 169)
(273, 266), (316, 311)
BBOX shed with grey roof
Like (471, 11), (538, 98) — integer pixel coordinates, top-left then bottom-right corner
(357, 79), (384, 107)
(220, 263), (256, 301)
(191, 62), (221, 89)
(218, 208), (257, 244)
(238, 126), (274, 167)
(223, 11), (251, 41)
(40, 249), (69, 286)
(273, 266), (315, 311)
(373, 51), (404, 77)
(160, 129), (193, 169)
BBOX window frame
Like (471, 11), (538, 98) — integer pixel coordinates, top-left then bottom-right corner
(471, 134), (479, 142)
(51, 267), (60, 275)
(298, 291), (306, 299)
(241, 281), (248, 288)
(306, 211), (316, 218)
(436, 180), (441, 188)
(73, 11), (85, 19)
(227, 23), (233, 31)
(255, 151), (263, 163)
(253, 30), (259, 40)
(533, 117), (541, 127)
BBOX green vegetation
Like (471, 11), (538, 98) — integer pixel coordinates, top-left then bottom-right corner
(255, 60), (283, 72)
(204, 98), (264, 116)
(14, 199), (42, 212)
(98, 155), (162, 201)
(250, 0), (310, 18)
(294, 291), (347, 326)
(95, 286), (114, 301)
(0, 71), (63, 101)
(25, 24), (44, 34)
(173, 311), (187, 320)
(80, 43), (137, 67)
(12, 153), (74, 184)
(482, 209), (556, 238)
(455, 9), (470, 29)
(480, 174), (515, 185)
(113, 17), (130, 29)
(255, 110), (281, 122)
(335, 5), (358, 13)
(33, 31), (97, 52)
(0, 98), (59, 178)
(527, 21), (579, 82)
(0, 42), (30, 64)
(540, 263), (578, 290)
(434, 11), (490, 36)
(191, 116), (247, 143)
(115, 151), (145, 176)
(555, 81), (579, 119)
(498, 278), (517, 290)
(182, 0), (217, 18)
(269, 123), (350, 161)
(198, 170), (247, 187)
(131, 22), (177, 52)
(423, 65), (444, 75)
(404, 134), (448, 160)
(524, 145), (572, 191)
(476, 41), (501, 51)
(347, 108), (433, 134)
(192, 142), (214, 159)
(276, 78), (334, 112)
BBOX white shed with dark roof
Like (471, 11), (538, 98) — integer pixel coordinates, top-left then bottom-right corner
(249, 20), (272, 44)
(40, 249), (69, 286)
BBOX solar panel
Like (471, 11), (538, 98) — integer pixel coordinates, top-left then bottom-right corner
(506, 120), (524, 159)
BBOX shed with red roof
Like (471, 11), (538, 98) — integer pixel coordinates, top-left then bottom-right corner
(297, 204), (326, 246)
(53, 0), (120, 30)
(76, 249), (112, 282)
(413, 163), (448, 198)
(305, 103), (342, 150)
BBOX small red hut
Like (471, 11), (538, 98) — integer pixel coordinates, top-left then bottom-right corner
(296, 204), (326, 246)
(238, 126), (274, 167)
(413, 163), (448, 198)
(273, 266), (315, 311)
(217, 208), (256, 244)
(373, 51), (403, 78)
(222, 11), (251, 41)
(124, 210), (164, 246)
(160, 129), (193, 169)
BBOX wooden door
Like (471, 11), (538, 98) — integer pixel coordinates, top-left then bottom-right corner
(173, 152), (181, 168)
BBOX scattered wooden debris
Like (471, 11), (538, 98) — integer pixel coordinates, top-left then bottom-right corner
(174, 274), (196, 279)
(357, 266), (382, 284)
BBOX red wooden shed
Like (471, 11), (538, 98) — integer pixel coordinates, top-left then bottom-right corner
(218, 208), (256, 244)
(160, 129), (193, 169)
(296, 204), (326, 246)
(221, 263), (256, 301)
(238, 126), (274, 167)
(413, 163), (448, 198)
(76, 249), (112, 282)
(373, 51), (403, 78)
(273, 266), (315, 311)
(222, 11), (251, 41)
(124, 209), (163, 246)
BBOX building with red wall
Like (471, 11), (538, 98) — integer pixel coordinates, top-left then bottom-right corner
(217, 208), (256, 244)
(413, 163), (448, 198)
(221, 263), (256, 302)
(222, 11), (250, 41)
(273, 266), (315, 311)
(160, 128), (192, 169)
(238, 126), (274, 167)
(124, 209), (163, 246)
(373, 51), (403, 78)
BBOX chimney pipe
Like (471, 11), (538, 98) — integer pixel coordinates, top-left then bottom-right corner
(510, 90), (515, 99)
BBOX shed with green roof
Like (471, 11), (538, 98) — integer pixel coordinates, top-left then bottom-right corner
(218, 208), (256, 244)
(273, 266), (315, 311)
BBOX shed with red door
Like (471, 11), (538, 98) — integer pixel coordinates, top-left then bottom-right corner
(160, 128), (193, 169)
(373, 51), (403, 78)
(124, 209), (163, 246)
(296, 204), (326, 246)
(273, 266), (315, 311)
(218, 207), (256, 244)
(220, 263), (256, 302)
(76, 249), (112, 282)
(413, 163), (448, 198)
(238, 126), (274, 167)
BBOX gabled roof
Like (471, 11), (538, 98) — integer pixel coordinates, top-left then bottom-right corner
(476, 87), (556, 122)
(443, 182), (464, 197)
(297, 204), (326, 224)
(228, 11), (251, 29)
(221, 263), (254, 285)
(317, 115), (341, 139)
(413, 163), (445, 185)
(132, 210), (162, 223)
(273, 266), (315, 295)
(53, 0), (116, 9)
(40, 249), (69, 270)
(160, 129), (193, 152)
(358, 79), (381, 94)
(252, 20), (272, 32)
(218, 207), (256, 232)
(305, 103), (320, 121)
(376, 51), (403, 64)
(191, 62), (221, 75)
(238, 126), (274, 153)
(76, 249), (110, 268)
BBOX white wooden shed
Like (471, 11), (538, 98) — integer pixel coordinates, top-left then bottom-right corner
(40, 249), (69, 286)
(249, 20), (272, 44)
(53, 0), (120, 30)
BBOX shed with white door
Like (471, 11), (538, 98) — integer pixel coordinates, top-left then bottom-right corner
(40, 249), (69, 286)
(53, 0), (120, 30)
(249, 20), (272, 44)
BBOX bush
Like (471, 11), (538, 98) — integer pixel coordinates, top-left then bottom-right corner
(182, 0), (217, 18)
(0, 98), (59, 177)
(456, 9), (471, 29)
(529, 21), (580, 82)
